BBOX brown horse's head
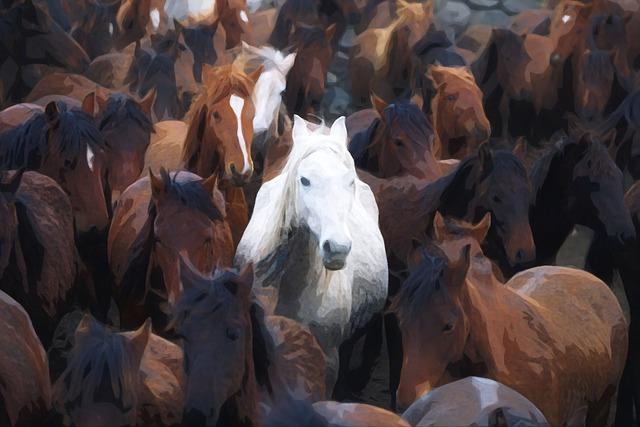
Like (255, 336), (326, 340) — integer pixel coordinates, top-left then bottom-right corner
(173, 261), (260, 427)
(549, 0), (593, 62)
(0, 171), (22, 277)
(149, 169), (233, 305)
(183, 65), (261, 186)
(368, 94), (438, 178)
(432, 212), (492, 267)
(39, 100), (110, 235)
(393, 241), (471, 409)
(215, 0), (250, 49)
(284, 24), (337, 116)
(575, 48), (615, 121)
(115, 0), (152, 50)
(96, 90), (156, 202)
(428, 65), (490, 159)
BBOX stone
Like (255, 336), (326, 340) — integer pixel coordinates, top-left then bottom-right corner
(502, 0), (541, 15)
(436, 1), (472, 29)
(470, 9), (511, 28)
(468, 0), (500, 10)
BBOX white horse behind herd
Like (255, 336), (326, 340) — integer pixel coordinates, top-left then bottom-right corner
(235, 115), (388, 390)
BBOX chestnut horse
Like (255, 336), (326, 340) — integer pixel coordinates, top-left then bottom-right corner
(427, 65), (490, 160)
(108, 168), (233, 330)
(394, 214), (627, 425)
(0, 291), (51, 427)
(349, 95), (439, 180)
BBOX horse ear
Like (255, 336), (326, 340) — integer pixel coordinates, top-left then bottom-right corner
(473, 213), (492, 243)
(427, 65), (446, 87)
(325, 23), (337, 42)
(292, 114), (310, 141)
(128, 318), (151, 365)
(201, 64), (216, 86)
(95, 89), (108, 113)
(0, 170), (24, 196)
(247, 64), (264, 85)
(231, 263), (253, 304)
(512, 137), (527, 162)
(81, 92), (96, 116)
(44, 101), (59, 126)
(371, 93), (388, 118)
(449, 244), (471, 291)
(410, 92), (424, 110)
(201, 174), (227, 219)
(139, 88), (157, 118)
(149, 167), (168, 200)
(281, 52), (297, 75)
(478, 143), (493, 173)
(330, 116), (348, 144)
(432, 211), (447, 242)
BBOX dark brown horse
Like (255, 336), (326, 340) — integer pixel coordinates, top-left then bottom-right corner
(0, 290), (51, 427)
(394, 215), (627, 425)
(349, 95), (439, 180)
(108, 168), (233, 331)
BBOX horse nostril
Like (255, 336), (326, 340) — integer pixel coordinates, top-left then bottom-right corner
(323, 240), (332, 253)
(516, 249), (525, 262)
(230, 164), (237, 175)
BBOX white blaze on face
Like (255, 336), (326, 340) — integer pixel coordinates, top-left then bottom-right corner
(150, 8), (160, 30)
(562, 14), (571, 24)
(108, 23), (114, 35)
(229, 94), (250, 174)
(240, 10), (249, 23)
(86, 145), (95, 172)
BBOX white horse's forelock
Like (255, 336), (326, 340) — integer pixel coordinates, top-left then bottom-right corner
(237, 119), (353, 265)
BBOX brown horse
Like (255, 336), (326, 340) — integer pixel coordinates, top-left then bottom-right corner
(52, 314), (184, 427)
(284, 24), (337, 117)
(214, 0), (251, 49)
(95, 91), (156, 203)
(0, 100), (110, 237)
(115, 0), (152, 50)
(0, 170), (77, 345)
(0, 103), (42, 133)
(0, 290), (51, 427)
(394, 214), (627, 425)
(25, 73), (110, 107)
(349, 95), (440, 180)
(428, 65), (490, 160)
(108, 168), (233, 330)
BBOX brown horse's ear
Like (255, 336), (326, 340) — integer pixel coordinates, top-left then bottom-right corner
(149, 167), (168, 200)
(478, 143), (493, 173)
(44, 101), (60, 126)
(371, 93), (388, 118)
(0, 170), (24, 196)
(81, 92), (96, 116)
(201, 174), (227, 219)
(95, 89), (109, 113)
(427, 65), (446, 88)
(432, 211), (447, 242)
(473, 213), (492, 243)
(410, 92), (424, 110)
(201, 64), (217, 86)
(233, 264), (253, 304)
(325, 23), (337, 42)
(139, 88), (156, 118)
(247, 64), (264, 85)
(128, 318), (151, 365)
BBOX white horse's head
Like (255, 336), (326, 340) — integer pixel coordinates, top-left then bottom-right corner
(290, 115), (354, 270)
(241, 42), (296, 135)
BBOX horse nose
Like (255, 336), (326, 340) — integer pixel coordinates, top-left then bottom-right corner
(323, 240), (351, 256)
(229, 163), (253, 186)
(322, 240), (352, 270)
(474, 125), (489, 142)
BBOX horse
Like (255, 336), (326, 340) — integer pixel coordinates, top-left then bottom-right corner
(108, 168), (233, 330)
(235, 115), (388, 391)
(529, 133), (635, 267)
(349, 0), (433, 107)
(0, 170), (77, 345)
(0, 102), (42, 133)
(348, 95), (440, 180)
(115, 0), (152, 50)
(401, 377), (548, 426)
(24, 73), (109, 106)
(0, 0), (90, 105)
(0, 100), (110, 237)
(95, 91), (156, 203)
(283, 24), (337, 117)
(427, 65), (490, 160)
(393, 214), (627, 425)
(214, 0), (251, 49)
(51, 314), (184, 427)
(174, 18), (221, 83)
(0, 290), (51, 427)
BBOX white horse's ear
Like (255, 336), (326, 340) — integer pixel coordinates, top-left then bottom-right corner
(330, 116), (348, 144)
(281, 52), (296, 75)
(292, 114), (309, 141)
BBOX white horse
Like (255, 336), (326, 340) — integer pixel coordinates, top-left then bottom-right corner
(235, 115), (388, 391)
(237, 42), (296, 142)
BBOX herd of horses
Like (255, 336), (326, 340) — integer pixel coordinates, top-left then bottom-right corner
(1, 0), (640, 425)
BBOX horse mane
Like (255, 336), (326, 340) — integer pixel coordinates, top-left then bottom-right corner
(378, 101), (434, 148)
(53, 319), (140, 418)
(292, 24), (329, 49)
(98, 93), (154, 134)
(237, 123), (354, 266)
(391, 242), (447, 326)
(0, 103), (107, 171)
(237, 44), (292, 75)
(188, 64), (254, 117)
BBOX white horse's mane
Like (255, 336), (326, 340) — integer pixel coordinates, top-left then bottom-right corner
(238, 42), (296, 76)
(238, 116), (358, 265)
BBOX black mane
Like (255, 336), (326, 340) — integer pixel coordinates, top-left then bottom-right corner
(98, 94), (154, 134)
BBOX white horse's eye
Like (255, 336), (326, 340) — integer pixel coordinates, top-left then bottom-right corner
(300, 177), (310, 187)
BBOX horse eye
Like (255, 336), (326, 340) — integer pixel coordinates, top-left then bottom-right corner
(442, 323), (454, 333)
(394, 139), (404, 147)
(300, 177), (310, 187)
(446, 94), (457, 101)
(226, 327), (240, 341)
(212, 111), (221, 122)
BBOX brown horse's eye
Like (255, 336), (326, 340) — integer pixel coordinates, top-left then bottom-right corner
(212, 111), (221, 122)
(442, 323), (454, 333)
(446, 94), (458, 102)
(393, 139), (404, 147)
(226, 327), (240, 341)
